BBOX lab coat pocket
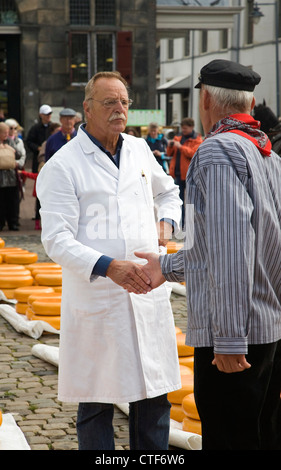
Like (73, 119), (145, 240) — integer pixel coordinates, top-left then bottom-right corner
(139, 173), (153, 207)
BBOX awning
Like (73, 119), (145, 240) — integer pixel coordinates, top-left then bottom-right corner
(157, 75), (191, 91)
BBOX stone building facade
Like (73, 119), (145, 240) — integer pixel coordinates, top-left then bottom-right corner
(0, 0), (157, 133)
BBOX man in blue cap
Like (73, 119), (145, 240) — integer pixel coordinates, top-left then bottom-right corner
(45, 108), (77, 161)
(136, 59), (281, 450)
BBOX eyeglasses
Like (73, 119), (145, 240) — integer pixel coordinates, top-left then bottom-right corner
(9, 127), (17, 130)
(87, 98), (133, 109)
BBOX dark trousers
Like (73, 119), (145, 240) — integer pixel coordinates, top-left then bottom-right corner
(0, 186), (20, 229)
(194, 341), (281, 450)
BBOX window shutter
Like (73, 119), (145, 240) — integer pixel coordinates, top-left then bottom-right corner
(117, 31), (132, 85)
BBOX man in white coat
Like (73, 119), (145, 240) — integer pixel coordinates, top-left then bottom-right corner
(36, 71), (182, 450)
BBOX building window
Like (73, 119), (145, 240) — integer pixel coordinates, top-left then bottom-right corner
(70, 33), (90, 84)
(69, 0), (117, 85)
(0, 0), (18, 24)
(277, 0), (281, 38)
(95, 33), (115, 72)
(246, 0), (254, 45)
(220, 29), (228, 50)
(69, 0), (90, 25)
(201, 30), (208, 53)
(95, 0), (116, 25)
(184, 31), (190, 57)
(168, 39), (174, 59)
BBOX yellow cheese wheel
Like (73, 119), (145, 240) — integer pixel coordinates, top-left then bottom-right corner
(0, 254), (2, 263)
(175, 326), (182, 334)
(170, 403), (185, 423)
(182, 393), (200, 420)
(4, 252), (38, 264)
(0, 409), (2, 426)
(26, 307), (60, 329)
(167, 374), (194, 404)
(182, 416), (201, 435)
(0, 269), (31, 277)
(53, 286), (62, 293)
(176, 333), (194, 357)
(27, 292), (61, 306)
(0, 264), (26, 270)
(25, 262), (61, 272)
(0, 247), (27, 252)
(35, 272), (62, 286)
(15, 302), (28, 314)
(14, 286), (55, 303)
(32, 268), (62, 277)
(179, 365), (193, 375)
(31, 299), (61, 316)
(179, 356), (194, 370)
(0, 237), (5, 248)
(1, 288), (15, 298)
(0, 275), (34, 288)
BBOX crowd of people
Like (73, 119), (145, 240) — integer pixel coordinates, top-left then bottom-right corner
(0, 105), (81, 231)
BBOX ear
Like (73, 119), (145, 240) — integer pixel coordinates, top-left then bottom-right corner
(250, 96), (256, 111)
(202, 88), (211, 111)
(83, 100), (89, 115)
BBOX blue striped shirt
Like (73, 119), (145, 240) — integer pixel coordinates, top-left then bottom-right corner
(160, 131), (281, 354)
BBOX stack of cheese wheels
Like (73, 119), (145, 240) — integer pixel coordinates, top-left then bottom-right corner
(26, 290), (62, 330)
(169, 329), (201, 435)
(0, 263), (34, 299)
(177, 332), (194, 370)
(14, 285), (55, 315)
(168, 328), (194, 423)
(0, 248), (38, 265)
(27, 262), (62, 293)
(182, 393), (201, 435)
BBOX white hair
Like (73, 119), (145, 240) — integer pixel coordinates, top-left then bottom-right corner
(5, 118), (18, 128)
(203, 84), (254, 116)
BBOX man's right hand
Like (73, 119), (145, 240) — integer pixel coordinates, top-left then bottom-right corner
(106, 259), (152, 294)
(134, 252), (166, 289)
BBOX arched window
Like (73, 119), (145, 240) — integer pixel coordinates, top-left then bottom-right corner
(0, 0), (19, 25)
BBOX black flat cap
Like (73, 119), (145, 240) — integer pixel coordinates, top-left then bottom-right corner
(195, 59), (261, 91)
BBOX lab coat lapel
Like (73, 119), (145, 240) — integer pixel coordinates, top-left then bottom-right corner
(78, 128), (119, 180)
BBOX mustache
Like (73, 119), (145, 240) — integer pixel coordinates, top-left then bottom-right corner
(109, 112), (126, 122)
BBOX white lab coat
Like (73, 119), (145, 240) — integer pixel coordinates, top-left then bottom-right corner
(36, 127), (182, 403)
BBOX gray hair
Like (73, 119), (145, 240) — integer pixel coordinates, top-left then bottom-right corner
(84, 71), (129, 102)
(203, 84), (254, 116)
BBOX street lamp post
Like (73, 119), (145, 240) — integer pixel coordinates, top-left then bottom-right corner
(251, 1), (280, 117)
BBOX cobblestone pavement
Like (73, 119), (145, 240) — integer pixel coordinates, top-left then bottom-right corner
(0, 177), (188, 451)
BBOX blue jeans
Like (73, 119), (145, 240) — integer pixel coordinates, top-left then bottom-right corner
(76, 394), (171, 450)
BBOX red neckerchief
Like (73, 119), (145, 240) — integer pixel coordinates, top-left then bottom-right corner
(207, 113), (272, 157)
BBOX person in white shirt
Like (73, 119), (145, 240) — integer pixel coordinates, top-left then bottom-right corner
(36, 71), (182, 450)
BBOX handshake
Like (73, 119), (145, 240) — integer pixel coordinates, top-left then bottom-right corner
(106, 252), (165, 294)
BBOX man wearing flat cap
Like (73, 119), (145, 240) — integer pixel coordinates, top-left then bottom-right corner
(45, 108), (77, 161)
(136, 59), (281, 450)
